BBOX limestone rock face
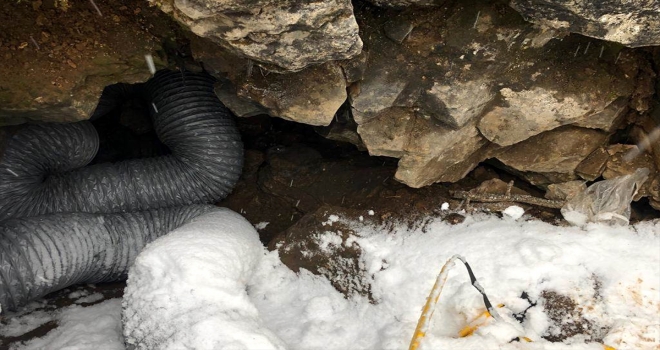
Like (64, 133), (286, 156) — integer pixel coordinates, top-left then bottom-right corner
(545, 181), (586, 201)
(357, 109), (490, 188)
(156, 0), (362, 72)
(478, 87), (628, 146)
(357, 107), (416, 159)
(349, 2), (640, 188)
(575, 147), (609, 181)
(237, 62), (347, 126)
(214, 83), (267, 118)
(603, 144), (659, 202)
(495, 127), (609, 185)
(509, 0), (660, 47)
(396, 119), (488, 187)
(420, 79), (494, 129)
(191, 35), (347, 127)
(350, 69), (408, 125)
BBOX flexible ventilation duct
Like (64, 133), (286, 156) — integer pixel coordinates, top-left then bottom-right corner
(0, 70), (244, 312)
(0, 205), (217, 312)
(0, 70), (243, 222)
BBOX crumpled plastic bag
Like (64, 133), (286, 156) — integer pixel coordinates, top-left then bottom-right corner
(561, 168), (650, 226)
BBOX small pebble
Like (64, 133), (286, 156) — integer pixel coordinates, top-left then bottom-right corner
(444, 213), (465, 225)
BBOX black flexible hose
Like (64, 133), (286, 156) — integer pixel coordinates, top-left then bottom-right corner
(0, 205), (217, 313)
(0, 70), (245, 312)
(0, 70), (243, 221)
(90, 83), (142, 121)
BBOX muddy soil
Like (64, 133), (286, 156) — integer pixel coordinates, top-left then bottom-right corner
(220, 115), (569, 245)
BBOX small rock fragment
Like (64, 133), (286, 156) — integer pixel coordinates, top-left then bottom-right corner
(383, 19), (414, 44)
(545, 181), (586, 201)
(575, 147), (609, 181)
(444, 213), (465, 225)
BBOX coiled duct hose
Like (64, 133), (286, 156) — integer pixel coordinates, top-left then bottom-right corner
(0, 70), (244, 312)
(0, 70), (243, 221)
(0, 205), (217, 312)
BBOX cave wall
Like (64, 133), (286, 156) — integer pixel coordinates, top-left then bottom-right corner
(1, 0), (659, 208)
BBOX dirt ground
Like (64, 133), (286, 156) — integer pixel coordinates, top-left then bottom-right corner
(0, 0), (181, 125)
(220, 115), (573, 245)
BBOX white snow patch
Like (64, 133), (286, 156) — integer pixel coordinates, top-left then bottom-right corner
(4, 213), (659, 350)
(315, 231), (343, 253)
(255, 221), (270, 230)
(13, 299), (123, 350)
(368, 210), (375, 216)
(503, 205), (525, 220)
(441, 202), (450, 211)
(122, 209), (285, 350)
(74, 293), (105, 304)
(322, 214), (340, 226)
(68, 290), (90, 299)
(252, 216), (660, 350)
(1, 309), (53, 338)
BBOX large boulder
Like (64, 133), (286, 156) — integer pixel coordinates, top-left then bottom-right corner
(478, 88), (628, 147)
(358, 111), (489, 187)
(494, 126), (610, 186)
(191, 36), (347, 126)
(154, 0), (362, 72)
(237, 62), (347, 126)
(509, 0), (660, 47)
(349, 1), (641, 188)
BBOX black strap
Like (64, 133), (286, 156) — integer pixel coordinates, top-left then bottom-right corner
(458, 257), (499, 319)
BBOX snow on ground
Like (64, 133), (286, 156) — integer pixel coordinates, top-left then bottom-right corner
(251, 213), (659, 350)
(122, 209), (286, 350)
(1, 302), (54, 339)
(10, 299), (123, 350)
(3, 211), (659, 350)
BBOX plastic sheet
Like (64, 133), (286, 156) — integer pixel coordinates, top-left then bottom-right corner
(561, 168), (650, 226)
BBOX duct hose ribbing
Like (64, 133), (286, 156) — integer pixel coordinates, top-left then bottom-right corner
(0, 70), (243, 221)
(0, 70), (244, 312)
(0, 205), (218, 312)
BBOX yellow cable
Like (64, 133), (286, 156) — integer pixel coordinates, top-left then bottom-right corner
(408, 256), (618, 350)
(408, 255), (462, 350)
(458, 304), (505, 337)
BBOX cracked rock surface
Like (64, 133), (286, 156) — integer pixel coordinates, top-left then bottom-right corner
(154, 0), (363, 72)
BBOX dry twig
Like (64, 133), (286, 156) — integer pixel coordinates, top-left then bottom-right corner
(451, 190), (565, 209)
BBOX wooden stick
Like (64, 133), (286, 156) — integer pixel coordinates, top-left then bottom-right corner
(451, 190), (565, 209)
